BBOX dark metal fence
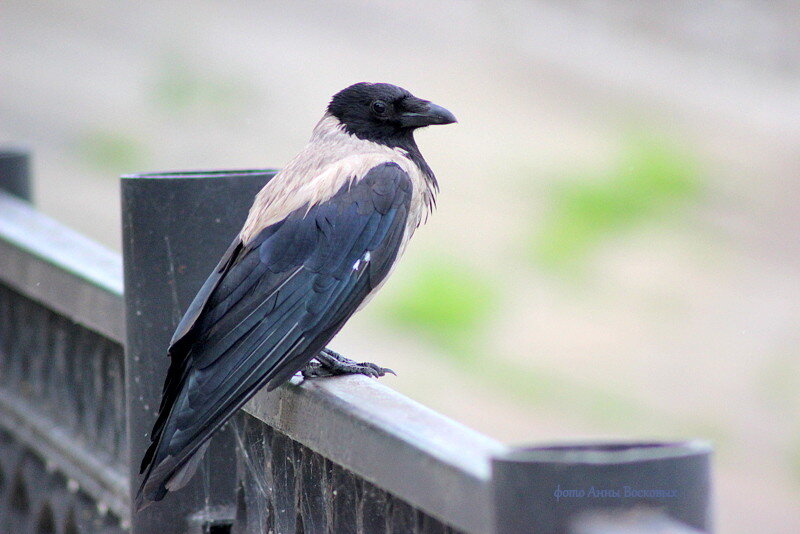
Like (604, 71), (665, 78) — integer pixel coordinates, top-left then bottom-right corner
(0, 150), (714, 533)
(0, 151), (128, 533)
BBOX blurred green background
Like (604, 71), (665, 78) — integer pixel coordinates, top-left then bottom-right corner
(2, 1), (799, 531)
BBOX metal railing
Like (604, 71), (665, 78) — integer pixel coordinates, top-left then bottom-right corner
(0, 150), (713, 533)
(0, 151), (128, 533)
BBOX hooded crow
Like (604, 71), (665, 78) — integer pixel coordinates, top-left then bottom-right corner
(136, 82), (456, 508)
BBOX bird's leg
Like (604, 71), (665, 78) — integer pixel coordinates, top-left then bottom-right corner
(302, 348), (395, 379)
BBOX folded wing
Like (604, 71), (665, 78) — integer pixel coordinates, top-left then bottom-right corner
(136, 162), (413, 506)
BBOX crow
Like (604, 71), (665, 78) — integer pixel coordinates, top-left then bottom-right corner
(136, 82), (456, 508)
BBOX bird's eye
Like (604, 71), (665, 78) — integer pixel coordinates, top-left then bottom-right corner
(371, 100), (388, 115)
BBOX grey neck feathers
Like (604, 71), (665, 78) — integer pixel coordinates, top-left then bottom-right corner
(314, 114), (438, 192)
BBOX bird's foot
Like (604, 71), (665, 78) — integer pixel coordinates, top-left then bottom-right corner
(302, 348), (395, 379)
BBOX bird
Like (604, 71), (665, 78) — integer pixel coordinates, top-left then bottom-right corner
(135, 82), (456, 509)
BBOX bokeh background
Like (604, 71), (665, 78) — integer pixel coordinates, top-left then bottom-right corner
(2, 1), (799, 531)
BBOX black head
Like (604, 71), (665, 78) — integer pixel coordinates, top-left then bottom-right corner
(327, 82), (456, 144)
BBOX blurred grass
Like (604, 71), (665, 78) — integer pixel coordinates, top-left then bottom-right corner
(77, 129), (146, 173)
(531, 137), (701, 272)
(381, 257), (497, 356)
(376, 136), (726, 440)
(150, 52), (255, 116)
(468, 355), (728, 441)
(76, 54), (259, 175)
(379, 255), (726, 440)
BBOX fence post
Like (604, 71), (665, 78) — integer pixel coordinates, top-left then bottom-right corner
(491, 441), (712, 534)
(121, 170), (276, 533)
(0, 148), (32, 201)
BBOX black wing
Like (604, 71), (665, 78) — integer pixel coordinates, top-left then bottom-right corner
(137, 162), (413, 505)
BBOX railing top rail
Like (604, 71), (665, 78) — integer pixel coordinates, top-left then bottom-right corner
(0, 191), (123, 340)
(245, 375), (508, 533)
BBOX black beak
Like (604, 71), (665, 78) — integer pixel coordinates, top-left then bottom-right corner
(400, 101), (457, 128)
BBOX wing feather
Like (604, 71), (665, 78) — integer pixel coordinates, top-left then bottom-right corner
(136, 162), (413, 506)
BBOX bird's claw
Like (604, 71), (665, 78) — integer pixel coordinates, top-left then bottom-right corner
(302, 349), (395, 380)
(354, 361), (396, 378)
